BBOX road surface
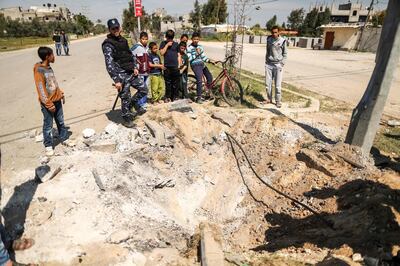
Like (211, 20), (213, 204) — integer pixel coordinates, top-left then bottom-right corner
(0, 35), (117, 141)
(202, 42), (400, 118)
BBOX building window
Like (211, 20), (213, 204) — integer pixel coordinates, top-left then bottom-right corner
(28, 17), (32, 20)
(45, 17), (49, 20)
(352, 10), (357, 16)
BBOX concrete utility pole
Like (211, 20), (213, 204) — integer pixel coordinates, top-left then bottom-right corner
(345, 0), (400, 154)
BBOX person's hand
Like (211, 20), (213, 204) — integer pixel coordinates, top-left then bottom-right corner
(161, 64), (166, 70)
(167, 41), (173, 47)
(115, 82), (122, 91)
(62, 96), (66, 104)
(196, 48), (201, 54)
(133, 69), (139, 76)
(49, 105), (56, 113)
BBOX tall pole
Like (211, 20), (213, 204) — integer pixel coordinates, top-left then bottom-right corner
(138, 16), (141, 33)
(356, 0), (374, 51)
(345, 0), (400, 154)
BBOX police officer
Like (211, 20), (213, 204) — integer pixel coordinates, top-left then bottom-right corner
(102, 18), (147, 128)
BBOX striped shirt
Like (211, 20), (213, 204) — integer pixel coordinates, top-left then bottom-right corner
(187, 44), (209, 65)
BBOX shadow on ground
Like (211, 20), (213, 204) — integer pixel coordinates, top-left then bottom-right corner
(254, 179), (400, 259)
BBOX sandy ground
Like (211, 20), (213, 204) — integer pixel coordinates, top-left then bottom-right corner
(202, 41), (400, 118)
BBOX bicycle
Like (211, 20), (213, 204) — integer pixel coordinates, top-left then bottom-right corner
(187, 55), (244, 106)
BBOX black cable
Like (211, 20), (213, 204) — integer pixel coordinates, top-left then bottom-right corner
(226, 132), (334, 228)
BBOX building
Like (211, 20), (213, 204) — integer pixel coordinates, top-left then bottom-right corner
(160, 14), (193, 34)
(319, 23), (381, 52)
(315, 2), (373, 23)
(0, 4), (72, 22)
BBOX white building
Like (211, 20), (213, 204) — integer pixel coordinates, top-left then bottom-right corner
(0, 4), (72, 22)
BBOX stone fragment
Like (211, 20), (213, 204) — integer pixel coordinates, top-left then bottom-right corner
(169, 99), (193, 113)
(352, 253), (363, 262)
(143, 119), (167, 147)
(297, 149), (335, 177)
(200, 222), (224, 266)
(108, 230), (132, 244)
(211, 111), (238, 127)
(35, 134), (44, 143)
(388, 120), (400, 127)
(82, 128), (95, 138)
(35, 165), (62, 183)
(90, 140), (117, 153)
(104, 123), (119, 135)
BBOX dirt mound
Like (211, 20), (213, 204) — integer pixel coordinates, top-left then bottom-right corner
(2, 101), (399, 265)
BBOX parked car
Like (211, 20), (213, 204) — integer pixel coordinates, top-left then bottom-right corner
(313, 42), (323, 50)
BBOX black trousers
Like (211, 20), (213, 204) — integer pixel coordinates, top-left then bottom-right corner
(164, 67), (180, 101)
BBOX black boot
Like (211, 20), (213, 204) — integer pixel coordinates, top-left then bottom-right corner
(122, 117), (135, 128)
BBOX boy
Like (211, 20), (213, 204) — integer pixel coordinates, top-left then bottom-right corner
(131, 31), (150, 106)
(178, 42), (189, 99)
(34, 47), (72, 156)
(159, 30), (180, 102)
(187, 32), (215, 103)
(265, 25), (287, 108)
(180, 34), (189, 44)
(148, 42), (165, 103)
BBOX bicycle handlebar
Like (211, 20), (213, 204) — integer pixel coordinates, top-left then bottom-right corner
(214, 55), (235, 66)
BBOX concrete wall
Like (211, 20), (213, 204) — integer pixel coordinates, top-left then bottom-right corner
(358, 27), (382, 53)
(324, 27), (359, 50)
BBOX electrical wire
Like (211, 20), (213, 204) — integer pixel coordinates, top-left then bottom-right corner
(226, 132), (334, 228)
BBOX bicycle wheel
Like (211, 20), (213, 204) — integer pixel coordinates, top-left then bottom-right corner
(221, 77), (244, 106)
(187, 74), (211, 99)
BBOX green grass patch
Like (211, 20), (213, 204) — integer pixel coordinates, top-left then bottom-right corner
(374, 126), (400, 157)
(0, 37), (53, 52)
(205, 64), (310, 108)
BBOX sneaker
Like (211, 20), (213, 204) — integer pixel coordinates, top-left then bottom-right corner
(276, 102), (282, 108)
(62, 139), (76, 147)
(45, 147), (54, 157)
(122, 118), (136, 128)
(195, 97), (204, 104)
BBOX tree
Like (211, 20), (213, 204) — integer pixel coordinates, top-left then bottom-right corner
(300, 8), (318, 36)
(0, 14), (6, 37)
(316, 7), (331, 36)
(281, 22), (286, 29)
(201, 0), (227, 25)
(287, 8), (305, 30)
(151, 13), (161, 33)
(266, 14), (277, 31)
(74, 14), (94, 34)
(189, 0), (202, 30)
(372, 10), (386, 27)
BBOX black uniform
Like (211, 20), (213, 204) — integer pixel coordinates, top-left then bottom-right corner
(102, 34), (147, 121)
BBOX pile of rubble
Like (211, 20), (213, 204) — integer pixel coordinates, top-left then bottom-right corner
(2, 100), (399, 265)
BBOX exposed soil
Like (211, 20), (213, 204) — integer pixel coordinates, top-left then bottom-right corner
(1, 101), (399, 265)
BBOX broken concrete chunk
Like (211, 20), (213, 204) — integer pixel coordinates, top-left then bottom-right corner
(104, 123), (119, 135)
(143, 119), (167, 147)
(91, 169), (105, 191)
(35, 134), (44, 143)
(192, 138), (201, 144)
(296, 149), (335, 177)
(82, 128), (95, 138)
(29, 129), (37, 138)
(211, 111), (238, 127)
(387, 120), (400, 127)
(169, 99), (193, 113)
(35, 165), (62, 183)
(107, 230), (132, 244)
(200, 222), (224, 266)
(90, 140), (117, 153)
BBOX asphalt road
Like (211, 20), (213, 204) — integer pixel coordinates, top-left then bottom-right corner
(0, 35), (116, 141)
(202, 42), (400, 118)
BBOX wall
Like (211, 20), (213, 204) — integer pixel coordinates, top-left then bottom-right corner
(324, 27), (359, 50)
(358, 27), (382, 53)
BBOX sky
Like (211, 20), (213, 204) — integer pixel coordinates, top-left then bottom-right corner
(0, 0), (388, 26)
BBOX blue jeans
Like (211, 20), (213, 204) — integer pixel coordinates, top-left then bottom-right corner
(41, 101), (68, 148)
(63, 43), (69, 55)
(191, 63), (213, 98)
(0, 224), (10, 265)
(55, 43), (62, 56)
(180, 73), (188, 98)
